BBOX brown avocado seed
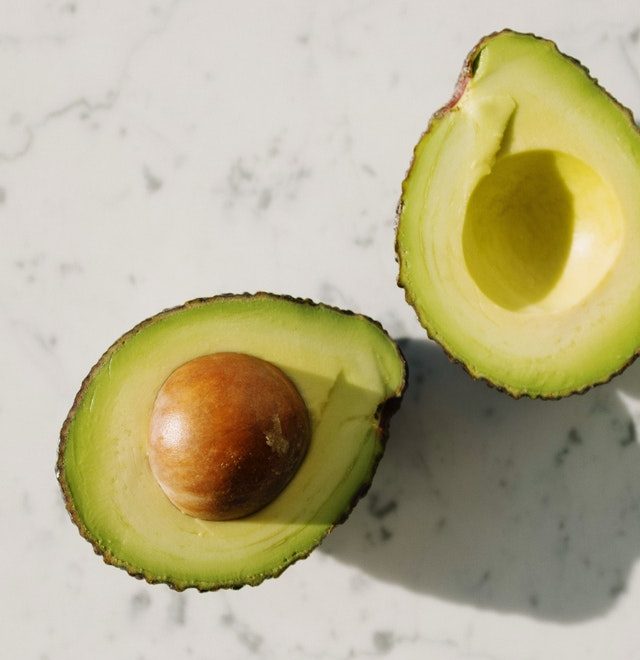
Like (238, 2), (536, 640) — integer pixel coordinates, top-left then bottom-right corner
(148, 352), (311, 520)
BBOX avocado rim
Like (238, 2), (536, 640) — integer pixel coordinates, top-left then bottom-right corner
(57, 291), (407, 591)
(395, 29), (640, 400)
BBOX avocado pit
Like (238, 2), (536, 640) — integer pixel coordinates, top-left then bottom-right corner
(148, 352), (311, 521)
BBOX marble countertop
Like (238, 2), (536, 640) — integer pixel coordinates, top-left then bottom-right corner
(4, 1), (640, 658)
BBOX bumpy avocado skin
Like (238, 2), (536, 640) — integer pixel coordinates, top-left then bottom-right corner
(396, 29), (640, 399)
(57, 292), (406, 591)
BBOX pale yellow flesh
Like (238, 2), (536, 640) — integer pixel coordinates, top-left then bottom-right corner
(463, 150), (623, 313)
(398, 31), (640, 396)
(62, 297), (404, 589)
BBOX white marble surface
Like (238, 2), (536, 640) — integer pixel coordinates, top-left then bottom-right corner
(4, 1), (640, 658)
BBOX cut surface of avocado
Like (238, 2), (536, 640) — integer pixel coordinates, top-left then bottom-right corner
(397, 30), (640, 397)
(58, 293), (406, 590)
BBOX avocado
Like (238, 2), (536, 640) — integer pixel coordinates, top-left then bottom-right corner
(57, 293), (406, 590)
(396, 30), (640, 398)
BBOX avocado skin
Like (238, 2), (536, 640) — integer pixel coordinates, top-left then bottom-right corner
(395, 29), (640, 400)
(57, 292), (407, 591)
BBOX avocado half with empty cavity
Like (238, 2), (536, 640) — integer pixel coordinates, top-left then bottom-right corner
(58, 293), (406, 590)
(396, 30), (640, 398)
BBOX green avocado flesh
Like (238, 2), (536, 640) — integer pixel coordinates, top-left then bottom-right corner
(397, 30), (640, 397)
(58, 294), (405, 590)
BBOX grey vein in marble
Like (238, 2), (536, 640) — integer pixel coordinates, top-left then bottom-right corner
(0, 0), (184, 162)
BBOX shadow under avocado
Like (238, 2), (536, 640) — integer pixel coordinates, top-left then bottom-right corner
(321, 338), (640, 622)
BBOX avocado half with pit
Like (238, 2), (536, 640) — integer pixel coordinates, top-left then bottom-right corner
(58, 293), (406, 590)
(397, 30), (640, 397)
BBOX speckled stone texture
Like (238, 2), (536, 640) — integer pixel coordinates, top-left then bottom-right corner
(3, 2), (640, 659)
